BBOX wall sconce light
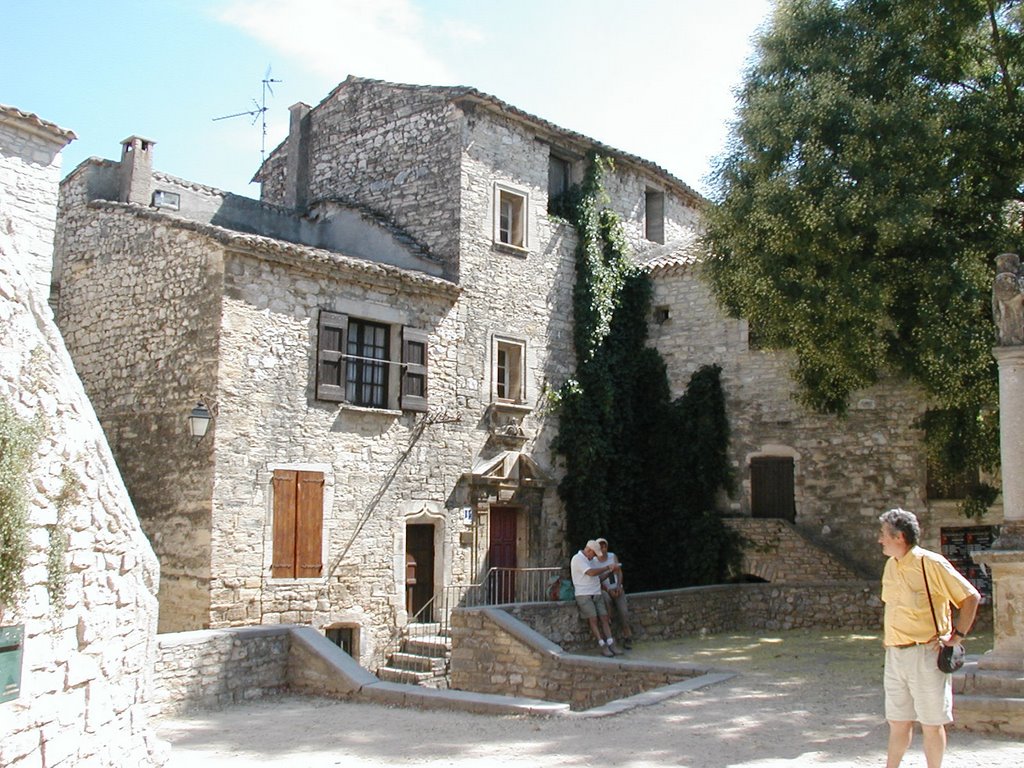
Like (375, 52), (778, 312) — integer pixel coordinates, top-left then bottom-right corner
(187, 401), (214, 440)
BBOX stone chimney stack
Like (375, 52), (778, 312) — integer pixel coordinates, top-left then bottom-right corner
(284, 103), (311, 211)
(119, 136), (155, 205)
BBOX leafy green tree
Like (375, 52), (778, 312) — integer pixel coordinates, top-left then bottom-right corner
(704, 0), (1024, 508)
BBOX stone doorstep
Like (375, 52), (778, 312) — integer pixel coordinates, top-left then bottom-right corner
(389, 652), (446, 673)
(404, 635), (452, 658)
(376, 666), (434, 685)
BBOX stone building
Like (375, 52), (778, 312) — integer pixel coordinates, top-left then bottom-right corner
(52, 77), (999, 664)
(0, 106), (164, 767)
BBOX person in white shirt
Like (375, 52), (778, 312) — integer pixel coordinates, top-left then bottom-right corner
(570, 539), (622, 656)
(596, 538), (634, 650)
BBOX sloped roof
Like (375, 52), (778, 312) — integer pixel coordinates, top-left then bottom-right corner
(0, 104), (76, 144)
(640, 232), (705, 275)
(86, 199), (460, 298)
(467, 450), (552, 486)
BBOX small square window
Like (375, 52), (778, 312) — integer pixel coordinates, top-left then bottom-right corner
(493, 337), (526, 403)
(494, 183), (528, 249)
(152, 190), (181, 210)
(645, 189), (665, 244)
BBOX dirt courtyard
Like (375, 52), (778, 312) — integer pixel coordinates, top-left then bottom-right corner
(155, 630), (1023, 767)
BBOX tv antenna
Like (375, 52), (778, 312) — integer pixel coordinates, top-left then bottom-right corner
(213, 66), (282, 164)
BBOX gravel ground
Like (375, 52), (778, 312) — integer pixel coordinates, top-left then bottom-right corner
(155, 629), (1023, 767)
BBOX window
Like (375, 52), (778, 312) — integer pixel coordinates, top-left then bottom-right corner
(494, 183), (528, 249)
(645, 189), (665, 244)
(750, 456), (795, 523)
(548, 155), (572, 216)
(316, 310), (429, 412)
(272, 469), (324, 579)
(346, 319), (389, 408)
(493, 337), (526, 403)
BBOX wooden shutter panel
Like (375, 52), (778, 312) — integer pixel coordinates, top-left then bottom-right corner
(271, 470), (298, 578)
(295, 471), (324, 578)
(401, 327), (429, 413)
(317, 310), (347, 402)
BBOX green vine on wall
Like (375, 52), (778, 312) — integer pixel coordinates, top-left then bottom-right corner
(48, 464), (81, 610)
(552, 154), (739, 591)
(0, 396), (39, 611)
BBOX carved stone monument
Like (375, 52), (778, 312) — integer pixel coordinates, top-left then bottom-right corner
(954, 254), (1024, 735)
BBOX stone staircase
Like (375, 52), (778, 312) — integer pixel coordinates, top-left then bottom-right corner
(953, 657), (1024, 736)
(377, 623), (452, 688)
(724, 517), (863, 583)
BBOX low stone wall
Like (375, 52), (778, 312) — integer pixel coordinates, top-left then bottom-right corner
(503, 581), (884, 652)
(152, 627), (291, 715)
(450, 608), (708, 710)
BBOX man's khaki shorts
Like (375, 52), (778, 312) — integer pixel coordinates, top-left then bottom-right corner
(575, 594), (608, 620)
(884, 644), (953, 726)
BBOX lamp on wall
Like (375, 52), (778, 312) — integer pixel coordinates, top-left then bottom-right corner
(187, 401), (214, 440)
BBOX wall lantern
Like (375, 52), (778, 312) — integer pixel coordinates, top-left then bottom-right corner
(187, 401), (214, 440)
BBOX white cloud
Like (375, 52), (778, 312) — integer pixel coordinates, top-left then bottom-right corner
(215, 0), (454, 84)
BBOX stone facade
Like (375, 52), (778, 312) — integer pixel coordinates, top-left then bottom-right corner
(647, 258), (1004, 573)
(0, 107), (163, 767)
(53, 76), (979, 670)
(54, 78), (709, 669)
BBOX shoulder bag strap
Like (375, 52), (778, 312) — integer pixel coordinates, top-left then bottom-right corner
(921, 559), (940, 637)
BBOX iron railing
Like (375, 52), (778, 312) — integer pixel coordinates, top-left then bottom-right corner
(379, 566), (564, 672)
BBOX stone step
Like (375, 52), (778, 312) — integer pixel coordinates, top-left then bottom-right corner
(377, 666), (434, 685)
(405, 635), (452, 658)
(953, 694), (1024, 737)
(408, 621), (444, 635)
(954, 665), (1024, 697)
(389, 652), (445, 673)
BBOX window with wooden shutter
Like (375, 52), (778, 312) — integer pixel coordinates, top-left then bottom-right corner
(317, 310), (347, 402)
(272, 469), (324, 579)
(401, 327), (428, 412)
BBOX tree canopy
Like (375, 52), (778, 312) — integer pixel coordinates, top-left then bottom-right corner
(704, 0), (1024, 508)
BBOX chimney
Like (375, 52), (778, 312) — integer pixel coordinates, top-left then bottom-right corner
(284, 103), (311, 211)
(119, 136), (155, 205)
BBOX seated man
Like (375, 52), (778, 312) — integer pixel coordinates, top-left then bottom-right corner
(596, 537), (634, 649)
(570, 539), (622, 656)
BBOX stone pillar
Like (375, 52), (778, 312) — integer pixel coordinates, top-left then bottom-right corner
(974, 346), (1024, 669)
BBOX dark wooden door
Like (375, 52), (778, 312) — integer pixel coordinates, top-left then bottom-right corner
(406, 524), (434, 621)
(750, 457), (796, 522)
(488, 507), (518, 603)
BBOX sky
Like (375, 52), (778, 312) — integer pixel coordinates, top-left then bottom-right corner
(1, 0), (774, 197)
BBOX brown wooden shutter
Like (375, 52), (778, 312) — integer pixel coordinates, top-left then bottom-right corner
(400, 327), (429, 412)
(317, 310), (347, 402)
(295, 471), (324, 578)
(750, 457), (796, 523)
(271, 470), (298, 578)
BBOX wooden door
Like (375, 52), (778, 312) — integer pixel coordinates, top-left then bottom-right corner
(750, 457), (796, 522)
(488, 507), (518, 603)
(405, 524), (435, 622)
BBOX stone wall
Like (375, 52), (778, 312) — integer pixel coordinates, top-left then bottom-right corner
(649, 262), (929, 573)
(0, 108), (164, 767)
(501, 582), (884, 652)
(152, 627), (289, 715)
(55, 198), (221, 633)
(450, 608), (702, 710)
(0, 107), (74, 304)
(260, 78), (463, 277)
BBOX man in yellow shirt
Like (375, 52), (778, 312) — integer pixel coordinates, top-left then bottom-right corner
(878, 508), (980, 768)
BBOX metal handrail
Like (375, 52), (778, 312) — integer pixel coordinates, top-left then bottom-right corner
(377, 566), (564, 673)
